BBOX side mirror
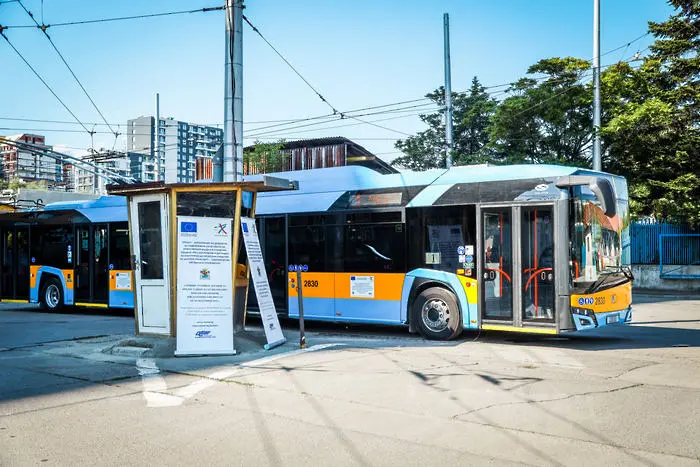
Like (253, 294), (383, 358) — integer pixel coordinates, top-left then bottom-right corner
(556, 175), (617, 217)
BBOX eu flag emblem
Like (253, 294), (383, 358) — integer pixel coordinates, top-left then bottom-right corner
(181, 222), (197, 233)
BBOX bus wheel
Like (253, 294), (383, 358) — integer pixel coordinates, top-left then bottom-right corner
(40, 278), (64, 311)
(413, 287), (462, 340)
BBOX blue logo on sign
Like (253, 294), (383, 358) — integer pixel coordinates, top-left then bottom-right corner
(181, 221), (197, 233)
(578, 297), (594, 306)
(242, 223), (249, 233)
(302, 264), (308, 272)
(289, 265), (294, 272)
(109, 264), (114, 270)
(465, 255), (473, 263)
(195, 330), (212, 338)
(351, 276), (356, 281)
(457, 246), (465, 255)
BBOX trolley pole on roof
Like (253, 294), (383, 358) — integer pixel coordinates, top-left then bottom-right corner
(443, 13), (454, 169)
(592, 0), (602, 172)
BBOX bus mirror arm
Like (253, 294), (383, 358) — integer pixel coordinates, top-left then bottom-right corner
(556, 176), (617, 217)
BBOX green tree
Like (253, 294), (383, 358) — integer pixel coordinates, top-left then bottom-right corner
(603, 0), (700, 223)
(487, 57), (592, 166)
(243, 140), (287, 174)
(392, 77), (497, 170)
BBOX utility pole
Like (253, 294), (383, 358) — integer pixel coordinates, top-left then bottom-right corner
(443, 13), (454, 169)
(223, 0), (243, 182)
(155, 93), (161, 181)
(592, 0), (601, 172)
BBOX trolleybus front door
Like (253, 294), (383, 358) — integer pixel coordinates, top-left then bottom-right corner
(480, 205), (556, 331)
(481, 209), (513, 321)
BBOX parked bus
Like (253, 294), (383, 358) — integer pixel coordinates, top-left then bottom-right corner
(0, 197), (134, 310)
(246, 164), (633, 340)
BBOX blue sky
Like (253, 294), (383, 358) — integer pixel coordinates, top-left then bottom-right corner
(0, 0), (674, 161)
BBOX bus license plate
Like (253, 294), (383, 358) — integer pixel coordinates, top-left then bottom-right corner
(606, 314), (619, 324)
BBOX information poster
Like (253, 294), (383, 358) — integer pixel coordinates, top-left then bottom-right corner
(240, 217), (286, 350)
(350, 276), (374, 298)
(175, 216), (235, 356)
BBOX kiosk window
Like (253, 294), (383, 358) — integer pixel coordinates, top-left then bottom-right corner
(138, 202), (164, 280)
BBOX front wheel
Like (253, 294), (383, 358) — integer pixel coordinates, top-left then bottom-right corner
(40, 277), (64, 311)
(412, 287), (463, 340)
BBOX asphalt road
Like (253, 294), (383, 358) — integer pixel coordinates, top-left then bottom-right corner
(0, 294), (698, 466)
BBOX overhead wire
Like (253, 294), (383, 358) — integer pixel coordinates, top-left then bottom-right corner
(242, 13), (410, 137)
(16, 0), (118, 139)
(0, 30), (92, 136)
(2, 5), (225, 30)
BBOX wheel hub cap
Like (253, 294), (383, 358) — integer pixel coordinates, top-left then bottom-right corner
(422, 298), (450, 332)
(46, 285), (59, 308)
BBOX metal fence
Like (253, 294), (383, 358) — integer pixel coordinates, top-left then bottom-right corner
(630, 222), (697, 265)
(659, 234), (700, 279)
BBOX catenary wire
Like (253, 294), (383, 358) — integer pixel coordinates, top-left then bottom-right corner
(17, 0), (118, 138)
(0, 31), (92, 136)
(2, 5), (225, 29)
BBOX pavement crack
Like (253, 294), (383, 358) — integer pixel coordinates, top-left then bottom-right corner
(452, 383), (644, 419)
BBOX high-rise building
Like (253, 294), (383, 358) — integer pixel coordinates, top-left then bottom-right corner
(73, 150), (131, 194)
(0, 134), (63, 185)
(126, 116), (223, 183)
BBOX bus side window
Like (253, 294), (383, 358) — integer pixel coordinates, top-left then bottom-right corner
(109, 224), (131, 270)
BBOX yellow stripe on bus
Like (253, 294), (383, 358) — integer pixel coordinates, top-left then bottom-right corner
(74, 302), (109, 308)
(482, 324), (557, 335)
(1, 299), (29, 303)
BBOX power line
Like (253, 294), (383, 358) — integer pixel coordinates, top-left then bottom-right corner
(243, 13), (410, 137)
(2, 5), (225, 30)
(16, 0), (118, 138)
(242, 14), (340, 116)
(0, 31), (92, 136)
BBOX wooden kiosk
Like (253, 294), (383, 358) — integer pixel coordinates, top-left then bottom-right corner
(108, 177), (295, 353)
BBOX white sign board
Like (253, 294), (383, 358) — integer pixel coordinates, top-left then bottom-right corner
(350, 275), (374, 298)
(240, 217), (286, 350)
(115, 272), (131, 290)
(175, 216), (235, 356)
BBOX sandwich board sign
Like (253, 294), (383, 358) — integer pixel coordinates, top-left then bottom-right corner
(240, 217), (286, 350)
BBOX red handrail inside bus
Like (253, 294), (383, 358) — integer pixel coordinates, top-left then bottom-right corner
(486, 268), (512, 283)
(524, 267), (553, 292)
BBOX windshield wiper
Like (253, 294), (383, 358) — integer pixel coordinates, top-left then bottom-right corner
(585, 268), (632, 294)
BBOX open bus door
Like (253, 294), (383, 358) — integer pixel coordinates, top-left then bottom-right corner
(479, 203), (561, 333)
(1, 225), (30, 302)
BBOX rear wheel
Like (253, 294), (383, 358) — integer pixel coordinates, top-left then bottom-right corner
(413, 287), (462, 340)
(40, 277), (64, 311)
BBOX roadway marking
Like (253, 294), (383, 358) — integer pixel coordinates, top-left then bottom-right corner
(136, 343), (342, 408)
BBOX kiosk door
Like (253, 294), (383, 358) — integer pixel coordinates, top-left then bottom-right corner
(130, 194), (171, 335)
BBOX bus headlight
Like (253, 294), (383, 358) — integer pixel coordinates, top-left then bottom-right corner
(572, 307), (598, 326)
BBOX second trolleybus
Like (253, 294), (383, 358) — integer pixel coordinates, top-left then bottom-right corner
(0, 196), (134, 311)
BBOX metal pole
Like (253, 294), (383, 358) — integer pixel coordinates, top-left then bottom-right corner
(233, 0), (244, 180)
(592, 0), (601, 172)
(224, 0), (243, 182)
(155, 93), (160, 181)
(296, 269), (306, 349)
(222, 0), (233, 182)
(443, 13), (454, 169)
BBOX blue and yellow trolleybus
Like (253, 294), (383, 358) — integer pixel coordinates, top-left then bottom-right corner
(0, 196), (134, 311)
(247, 163), (633, 340)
